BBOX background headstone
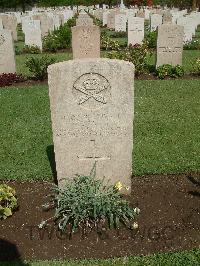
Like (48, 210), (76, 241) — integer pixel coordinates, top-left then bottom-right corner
(0, 14), (17, 41)
(128, 17), (144, 45)
(162, 11), (172, 24)
(150, 14), (162, 31)
(115, 13), (127, 32)
(156, 24), (184, 67)
(76, 13), (93, 26)
(0, 30), (16, 73)
(24, 20), (42, 50)
(72, 25), (100, 59)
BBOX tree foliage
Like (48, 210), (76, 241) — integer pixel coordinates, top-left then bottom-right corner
(0, 0), (198, 11)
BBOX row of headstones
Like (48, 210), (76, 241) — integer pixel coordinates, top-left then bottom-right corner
(1, 7), (200, 52)
(0, 9), (74, 50)
(101, 9), (200, 44)
(0, 10), (186, 76)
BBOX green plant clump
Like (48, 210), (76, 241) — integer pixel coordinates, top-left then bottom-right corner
(25, 55), (56, 80)
(184, 40), (200, 50)
(156, 64), (184, 79)
(193, 58), (200, 75)
(23, 45), (41, 54)
(144, 31), (157, 49)
(0, 184), (18, 219)
(43, 22), (73, 52)
(109, 31), (127, 38)
(101, 31), (120, 51)
(107, 43), (151, 76)
(65, 17), (76, 28)
(40, 165), (139, 236)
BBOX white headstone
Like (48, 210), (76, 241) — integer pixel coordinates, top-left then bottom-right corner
(115, 13), (127, 32)
(128, 17), (144, 45)
(150, 14), (162, 31)
(24, 20), (42, 51)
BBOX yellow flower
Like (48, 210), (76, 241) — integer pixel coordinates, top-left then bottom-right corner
(115, 181), (123, 191)
(132, 222), (139, 230)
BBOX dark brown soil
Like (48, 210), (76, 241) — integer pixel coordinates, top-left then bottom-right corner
(0, 172), (200, 261)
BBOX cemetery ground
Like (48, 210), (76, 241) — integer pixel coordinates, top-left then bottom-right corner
(0, 23), (200, 265)
(0, 81), (200, 263)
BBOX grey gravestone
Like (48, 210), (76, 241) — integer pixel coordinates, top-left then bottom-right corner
(0, 30), (16, 73)
(48, 58), (134, 194)
(72, 25), (100, 59)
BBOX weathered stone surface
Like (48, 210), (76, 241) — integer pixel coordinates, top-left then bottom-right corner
(162, 11), (172, 24)
(0, 30), (16, 73)
(24, 20), (42, 50)
(136, 9), (145, 18)
(76, 14), (93, 26)
(150, 14), (162, 31)
(0, 18), (3, 30)
(94, 9), (103, 21)
(115, 13), (127, 32)
(107, 11), (115, 29)
(177, 16), (196, 43)
(156, 24), (184, 67)
(32, 14), (54, 37)
(0, 14), (17, 41)
(48, 58), (134, 193)
(72, 26), (100, 59)
(128, 17), (144, 45)
(62, 10), (74, 23)
(103, 11), (109, 26)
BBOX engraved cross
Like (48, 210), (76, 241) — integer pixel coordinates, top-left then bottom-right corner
(78, 140), (111, 162)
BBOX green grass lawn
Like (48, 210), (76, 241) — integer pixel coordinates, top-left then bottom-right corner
(0, 79), (200, 181)
(16, 52), (72, 77)
(1, 249), (200, 266)
(15, 48), (198, 77)
(147, 50), (199, 74)
(14, 24), (200, 78)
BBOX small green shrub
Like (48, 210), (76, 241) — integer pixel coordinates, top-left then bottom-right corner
(43, 23), (72, 52)
(144, 31), (157, 49)
(15, 45), (22, 55)
(88, 13), (103, 27)
(101, 31), (120, 51)
(66, 17), (76, 28)
(193, 58), (200, 75)
(109, 31), (127, 38)
(0, 184), (18, 219)
(107, 43), (151, 76)
(156, 64), (184, 79)
(23, 45), (41, 54)
(184, 40), (200, 50)
(173, 65), (185, 77)
(40, 165), (139, 236)
(25, 55), (56, 80)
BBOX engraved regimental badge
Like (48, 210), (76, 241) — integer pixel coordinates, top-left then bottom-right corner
(73, 73), (111, 110)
